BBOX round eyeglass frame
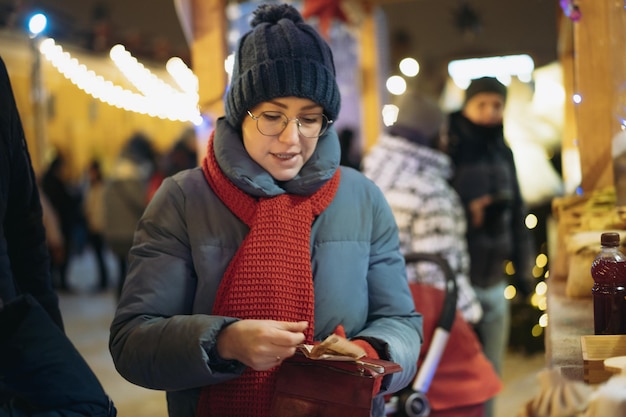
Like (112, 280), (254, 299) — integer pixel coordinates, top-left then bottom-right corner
(246, 110), (333, 138)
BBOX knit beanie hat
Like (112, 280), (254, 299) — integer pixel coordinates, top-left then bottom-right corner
(389, 92), (444, 147)
(464, 76), (507, 104)
(225, 4), (341, 129)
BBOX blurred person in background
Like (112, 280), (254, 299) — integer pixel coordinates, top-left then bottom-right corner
(0, 54), (116, 417)
(164, 126), (198, 177)
(41, 153), (82, 292)
(364, 92), (483, 326)
(445, 77), (534, 417)
(83, 159), (109, 292)
(363, 91), (501, 417)
(338, 127), (361, 170)
(146, 126), (199, 202)
(103, 132), (159, 298)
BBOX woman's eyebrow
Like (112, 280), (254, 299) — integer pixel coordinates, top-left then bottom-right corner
(265, 100), (323, 112)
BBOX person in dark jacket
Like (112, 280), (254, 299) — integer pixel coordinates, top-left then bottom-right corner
(83, 160), (110, 291)
(41, 153), (82, 292)
(446, 77), (533, 417)
(0, 55), (116, 417)
(0, 56), (63, 330)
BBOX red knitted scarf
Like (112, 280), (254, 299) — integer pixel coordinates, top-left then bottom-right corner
(195, 135), (340, 417)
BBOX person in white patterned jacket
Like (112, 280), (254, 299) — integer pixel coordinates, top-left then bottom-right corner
(364, 92), (482, 324)
(363, 91), (501, 417)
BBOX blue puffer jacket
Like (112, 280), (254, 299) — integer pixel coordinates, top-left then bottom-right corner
(110, 119), (423, 417)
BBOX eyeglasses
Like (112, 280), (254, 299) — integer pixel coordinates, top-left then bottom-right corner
(246, 110), (333, 138)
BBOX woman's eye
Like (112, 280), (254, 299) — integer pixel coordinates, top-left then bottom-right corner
(300, 115), (320, 124)
(261, 113), (283, 122)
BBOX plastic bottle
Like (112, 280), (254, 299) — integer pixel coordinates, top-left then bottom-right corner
(590, 232), (626, 335)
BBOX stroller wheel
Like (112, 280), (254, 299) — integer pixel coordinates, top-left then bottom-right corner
(398, 389), (431, 417)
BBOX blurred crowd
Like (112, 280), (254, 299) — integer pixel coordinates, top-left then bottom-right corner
(38, 127), (198, 297)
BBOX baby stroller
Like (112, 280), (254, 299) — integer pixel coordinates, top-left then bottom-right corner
(385, 252), (458, 417)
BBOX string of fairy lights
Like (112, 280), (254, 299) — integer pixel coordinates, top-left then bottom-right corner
(37, 37), (203, 125)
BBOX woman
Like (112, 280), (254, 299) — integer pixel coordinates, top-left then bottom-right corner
(109, 4), (422, 417)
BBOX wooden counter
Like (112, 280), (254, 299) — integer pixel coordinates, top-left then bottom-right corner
(545, 279), (594, 381)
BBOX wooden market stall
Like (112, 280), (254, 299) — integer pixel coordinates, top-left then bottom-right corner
(547, 0), (626, 381)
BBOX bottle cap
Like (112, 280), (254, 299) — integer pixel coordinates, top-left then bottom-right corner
(601, 232), (620, 247)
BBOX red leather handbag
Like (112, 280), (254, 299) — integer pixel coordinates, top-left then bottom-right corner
(270, 352), (402, 417)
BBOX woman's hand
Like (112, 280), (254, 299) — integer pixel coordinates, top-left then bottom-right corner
(216, 319), (308, 371)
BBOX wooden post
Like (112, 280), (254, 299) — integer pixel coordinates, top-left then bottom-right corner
(571, 0), (625, 194)
(557, 11), (577, 192)
(191, 0), (228, 117)
(359, 3), (382, 152)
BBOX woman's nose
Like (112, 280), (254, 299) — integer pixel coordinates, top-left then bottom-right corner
(278, 119), (300, 144)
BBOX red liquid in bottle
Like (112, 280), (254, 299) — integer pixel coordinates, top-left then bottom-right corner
(591, 248), (626, 335)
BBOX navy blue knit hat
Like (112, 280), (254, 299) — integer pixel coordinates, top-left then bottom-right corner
(225, 4), (341, 128)
(464, 76), (507, 104)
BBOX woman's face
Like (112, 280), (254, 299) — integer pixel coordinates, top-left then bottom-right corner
(242, 97), (323, 181)
(462, 92), (505, 127)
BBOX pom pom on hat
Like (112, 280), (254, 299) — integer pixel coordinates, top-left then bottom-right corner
(388, 92), (444, 147)
(464, 76), (507, 104)
(225, 4), (341, 129)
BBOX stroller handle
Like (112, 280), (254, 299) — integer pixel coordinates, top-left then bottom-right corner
(386, 252), (460, 417)
(403, 252), (458, 332)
